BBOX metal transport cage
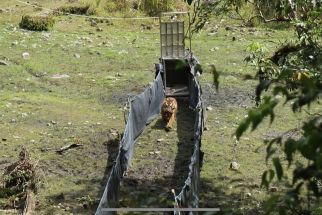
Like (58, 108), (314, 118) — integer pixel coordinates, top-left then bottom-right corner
(157, 12), (195, 97)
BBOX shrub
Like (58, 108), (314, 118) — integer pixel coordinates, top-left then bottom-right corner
(103, 0), (132, 12)
(19, 15), (55, 31)
(140, 0), (174, 16)
(57, 4), (96, 15)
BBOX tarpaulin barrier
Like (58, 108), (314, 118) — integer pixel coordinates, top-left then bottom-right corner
(175, 75), (204, 214)
(96, 55), (204, 215)
(95, 72), (165, 215)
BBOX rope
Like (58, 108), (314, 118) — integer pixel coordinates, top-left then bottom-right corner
(15, 0), (159, 20)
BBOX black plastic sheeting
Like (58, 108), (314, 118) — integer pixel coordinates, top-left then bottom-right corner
(95, 72), (165, 214)
(175, 75), (204, 214)
(96, 57), (204, 215)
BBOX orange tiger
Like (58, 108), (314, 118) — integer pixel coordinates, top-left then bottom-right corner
(161, 97), (178, 130)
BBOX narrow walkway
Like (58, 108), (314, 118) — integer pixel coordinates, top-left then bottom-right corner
(119, 100), (195, 209)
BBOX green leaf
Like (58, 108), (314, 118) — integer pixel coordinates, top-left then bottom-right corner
(265, 137), (282, 162)
(278, 206), (287, 215)
(268, 169), (275, 182)
(261, 171), (269, 188)
(185, 0), (194, 5)
(263, 195), (279, 214)
(273, 158), (283, 180)
(235, 119), (250, 140)
(261, 169), (275, 188)
(284, 139), (297, 166)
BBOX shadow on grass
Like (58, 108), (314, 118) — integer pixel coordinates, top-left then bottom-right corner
(199, 177), (263, 215)
(43, 133), (120, 214)
(173, 99), (196, 192)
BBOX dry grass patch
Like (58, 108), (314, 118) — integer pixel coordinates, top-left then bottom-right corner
(19, 15), (55, 31)
(56, 4), (95, 15)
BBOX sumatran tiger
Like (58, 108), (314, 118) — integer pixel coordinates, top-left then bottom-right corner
(161, 97), (178, 130)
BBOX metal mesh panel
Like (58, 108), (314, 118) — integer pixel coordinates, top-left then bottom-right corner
(160, 21), (185, 58)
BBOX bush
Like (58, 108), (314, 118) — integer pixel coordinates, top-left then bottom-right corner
(57, 4), (96, 15)
(140, 0), (174, 16)
(103, 0), (132, 12)
(19, 15), (55, 31)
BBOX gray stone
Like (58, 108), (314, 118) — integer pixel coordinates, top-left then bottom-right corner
(22, 52), (30, 59)
(269, 187), (278, 192)
(230, 161), (240, 170)
(157, 138), (164, 143)
(0, 60), (8, 66)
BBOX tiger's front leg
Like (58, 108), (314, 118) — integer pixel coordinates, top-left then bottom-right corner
(166, 111), (176, 130)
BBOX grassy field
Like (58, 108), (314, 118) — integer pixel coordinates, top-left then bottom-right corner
(0, 0), (317, 214)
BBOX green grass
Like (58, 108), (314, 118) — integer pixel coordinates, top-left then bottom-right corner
(0, 0), (313, 214)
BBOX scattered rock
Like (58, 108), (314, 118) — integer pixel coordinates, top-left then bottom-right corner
(225, 26), (234, 31)
(40, 147), (51, 152)
(225, 75), (237, 81)
(155, 151), (161, 155)
(149, 152), (155, 155)
(157, 138), (164, 143)
(269, 186), (278, 192)
(245, 192), (252, 198)
(74, 53), (81, 58)
(31, 43), (39, 48)
(206, 106), (213, 111)
(22, 52), (30, 59)
(90, 19), (97, 27)
(230, 161), (240, 170)
(141, 24), (152, 30)
(275, 95), (282, 100)
(41, 32), (51, 40)
(51, 74), (70, 79)
(207, 32), (217, 37)
(210, 47), (219, 52)
(106, 76), (117, 80)
(0, 60), (9, 66)
(204, 126), (210, 131)
(12, 40), (19, 46)
(96, 27), (103, 32)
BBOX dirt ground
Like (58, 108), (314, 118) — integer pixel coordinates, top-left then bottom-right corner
(119, 100), (195, 210)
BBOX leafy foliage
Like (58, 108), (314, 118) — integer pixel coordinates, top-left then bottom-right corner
(184, 0), (322, 214)
(140, 0), (175, 16)
(234, 2), (322, 214)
